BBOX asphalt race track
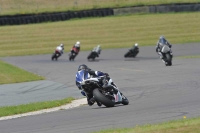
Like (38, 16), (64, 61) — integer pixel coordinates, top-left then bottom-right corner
(0, 43), (200, 133)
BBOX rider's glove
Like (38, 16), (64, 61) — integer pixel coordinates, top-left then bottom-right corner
(104, 73), (109, 77)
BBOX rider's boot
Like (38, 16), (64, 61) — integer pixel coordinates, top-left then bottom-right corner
(86, 93), (95, 106)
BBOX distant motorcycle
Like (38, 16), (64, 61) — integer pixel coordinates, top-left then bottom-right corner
(51, 46), (63, 61)
(87, 51), (99, 60)
(76, 70), (129, 107)
(124, 46), (139, 58)
(88, 45), (101, 60)
(160, 44), (173, 66)
(69, 47), (79, 61)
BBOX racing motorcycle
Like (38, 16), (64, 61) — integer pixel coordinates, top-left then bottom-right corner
(124, 47), (139, 58)
(160, 44), (173, 66)
(87, 51), (99, 60)
(76, 70), (129, 107)
(69, 47), (79, 61)
(88, 46), (101, 60)
(51, 46), (63, 61)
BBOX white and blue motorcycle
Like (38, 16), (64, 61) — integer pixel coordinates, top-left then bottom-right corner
(76, 70), (129, 107)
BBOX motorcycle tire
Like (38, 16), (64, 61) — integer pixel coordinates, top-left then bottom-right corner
(72, 55), (76, 61)
(133, 51), (139, 58)
(93, 88), (115, 107)
(165, 53), (172, 66)
(87, 53), (92, 60)
(51, 53), (56, 60)
(121, 93), (129, 105)
(69, 54), (75, 61)
(124, 52), (130, 58)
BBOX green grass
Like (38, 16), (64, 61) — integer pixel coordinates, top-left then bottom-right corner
(0, 0), (199, 15)
(1, 12), (200, 57)
(93, 116), (200, 133)
(0, 60), (44, 84)
(0, 97), (74, 117)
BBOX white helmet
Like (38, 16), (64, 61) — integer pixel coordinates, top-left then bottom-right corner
(135, 43), (138, 47)
(60, 43), (64, 47)
(97, 45), (100, 48)
(75, 41), (80, 47)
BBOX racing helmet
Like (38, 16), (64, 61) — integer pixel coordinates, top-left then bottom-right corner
(75, 41), (80, 47)
(78, 64), (88, 71)
(159, 36), (167, 44)
(160, 35), (165, 39)
(60, 43), (64, 47)
(134, 43), (138, 47)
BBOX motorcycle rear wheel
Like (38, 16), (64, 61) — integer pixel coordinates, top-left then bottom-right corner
(51, 53), (56, 60)
(121, 93), (129, 105)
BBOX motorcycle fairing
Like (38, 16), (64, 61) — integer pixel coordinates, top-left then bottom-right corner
(76, 70), (90, 84)
(161, 45), (170, 53)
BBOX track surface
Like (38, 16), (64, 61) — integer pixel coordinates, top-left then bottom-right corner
(1, 43), (200, 133)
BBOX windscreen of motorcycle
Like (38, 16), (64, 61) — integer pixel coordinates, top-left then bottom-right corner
(76, 70), (90, 83)
(161, 45), (170, 53)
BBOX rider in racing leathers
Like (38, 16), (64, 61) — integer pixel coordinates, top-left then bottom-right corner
(76, 64), (115, 106)
(92, 45), (101, 57)
(56, 43), (64, 58)
(71, 41), (80, 56)
(131, 43), (139, 55)
(156, 36), (173, 59)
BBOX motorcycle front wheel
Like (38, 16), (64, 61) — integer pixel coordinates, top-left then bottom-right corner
(121, 93), (129, 105)
(51, 53), (56, 60)
(93, 89), (115, 107)
(165, 53), (172, 66)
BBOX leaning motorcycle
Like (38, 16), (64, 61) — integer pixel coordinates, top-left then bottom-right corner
(87, 51), (99, 60)
(51, 47), (62, 61)
(76, 70), (129, 107)
(160, 45), (173, 66)
(124, 47), (139, 58)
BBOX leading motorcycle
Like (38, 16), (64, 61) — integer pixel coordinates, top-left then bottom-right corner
(88, 45), (101, 60)
(76, 70), (129, 107)
(87, 51), (99, 60)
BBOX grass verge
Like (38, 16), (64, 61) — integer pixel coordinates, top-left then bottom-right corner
(0, 97), (74, 117)
(93, 116), (200, 133)
(0, 0), (199, 15)
(1, 12), (200, 57)
(0, 60), (44, 84)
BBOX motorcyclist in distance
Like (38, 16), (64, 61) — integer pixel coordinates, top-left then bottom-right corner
(56, 43), (64, 58)
(156, 36), (173, 59)
(92, 45), (101, 57)
(132, 43), (139, 53)
(71, 41), (80, 56)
